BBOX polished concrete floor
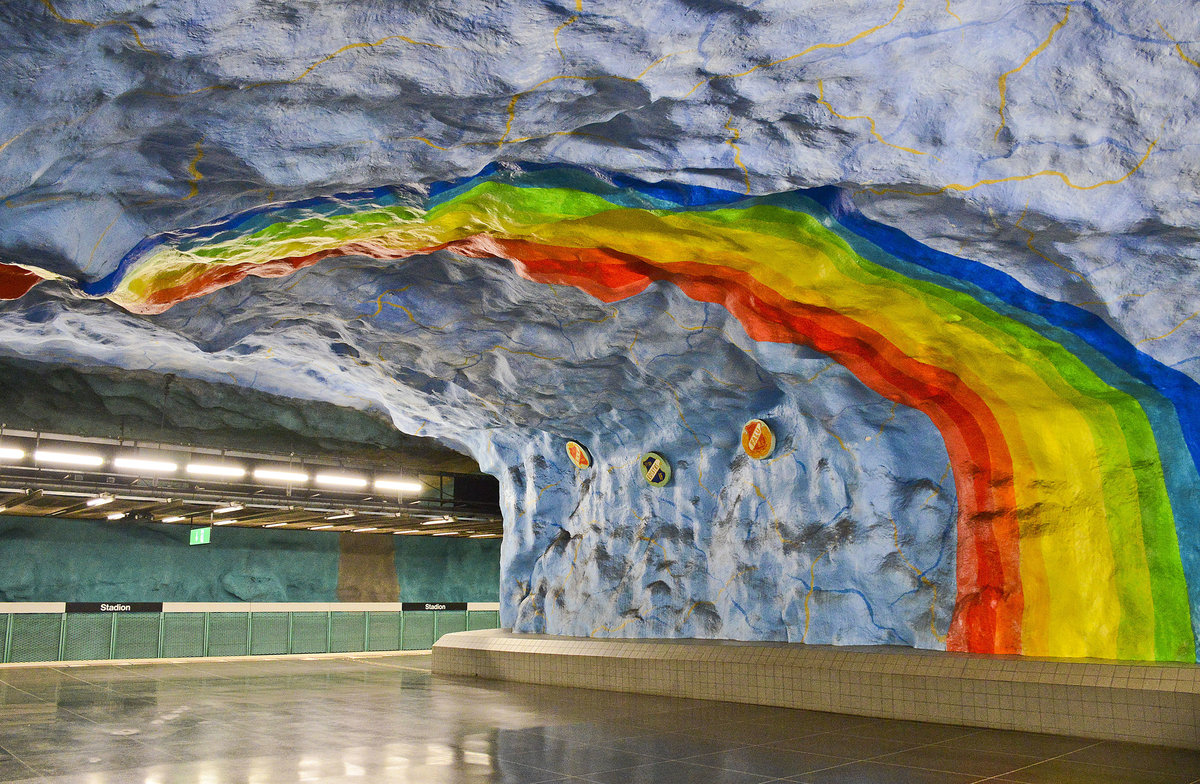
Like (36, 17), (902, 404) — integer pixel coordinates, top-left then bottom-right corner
(0, 654), (1195, 783)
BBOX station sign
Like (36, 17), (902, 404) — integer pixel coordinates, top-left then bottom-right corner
(565, 440), (592, 470)
(741, 418), (775, 460)
(401, 602), (468, 611)
(639, 452), (671, 486)
(66, 603), (165, 613)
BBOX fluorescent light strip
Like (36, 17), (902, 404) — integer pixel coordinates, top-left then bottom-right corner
(325, 513), (354, 520)
(85, 496), (114, 507)
(213, 504), (243, 514)
(34, 449), (104, 467)
(106, 512), (125, 521)
(161, 516), (185, 523)
(264, 523), (287, 528)
(114, 457), (178, 474)
(421, 516), (455, 525)
(253, 468), (308, 483)
(351, 527), (378, 533)
(470, 534), (499, 538)
(0, 446), (25, 461)
(213, 520), (237, 526)
(374, 479), (422, 493)
(314, 473), (367, 489)
(187, 463), (246, 478)
(431, 531), (458, 536)
(309, 525), (334, 530)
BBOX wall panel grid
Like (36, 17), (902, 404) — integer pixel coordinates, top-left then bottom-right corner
(0, 607), (499, 664)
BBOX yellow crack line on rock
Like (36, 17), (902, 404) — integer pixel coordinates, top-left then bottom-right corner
(0, 130), (26, 158)
(871, 401), (899, 441)
(1158, 21), (1200, 68)
(753, 483), (800, 548)
(1137, 310), (1199, 346)
(816, 80), (937, 159)
(182, 141), (204, 200)
(637, 535), (679, 579)
(4, 195), (71, 209)
(1014, 202), (1083, 281)
(663, 309), (710, 332)
(1073, 292), (1147, 307)
(920, 463), (952, 508)
(995, 4), (1071, 141)
(147, 34), (447, 98)
(889, 515), (947, 642)
(945, 0), (962, 24)
(498, 51), (682, 146)
(801, 550), (830, 643)
(363, 286), (413, 318)
(683, 0), (906, 99)
(592, 616), (636, 635)
(83, 216), (121, 274)
(805, 362), (836, 383)
(724, 115), (752, 194)
(535, 481), (562, 504)
(553, 1), (583, 61)
(39, 0), (157, 55)
(860, 134), (1158, 197)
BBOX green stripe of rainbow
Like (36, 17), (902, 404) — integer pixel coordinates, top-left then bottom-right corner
(50, 168), (1200, 661)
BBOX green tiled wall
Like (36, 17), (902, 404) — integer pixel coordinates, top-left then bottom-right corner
(0, 608), (497, 664)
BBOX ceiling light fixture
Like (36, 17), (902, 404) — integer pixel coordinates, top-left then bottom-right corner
(113, 457), (178, 474)
(85, 496), (114, 507)
(421, 515), (455, 525)
(470, 533), (499, 538)
(431, 531), (458, 536)
(325, 512), (354, 520)
(213, 504), (243, 514)
(351, 527), (377, 533)
(373, 478), (422, 493)
(34, 450), (104, 467)
(186, 463), (246, 479)
(106, 512), (126, 521)
(309, 524), (334, 530)
(0, 446), (25, 461)
(213, 519), (237, 526)
(161, 516), (185, 523)
(314, 473), (367, 489)
(253, 468), (308, 483)
(264, 522), (287, 528)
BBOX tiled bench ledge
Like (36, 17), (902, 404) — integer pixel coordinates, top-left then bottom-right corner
(432, 629), (1200, 750)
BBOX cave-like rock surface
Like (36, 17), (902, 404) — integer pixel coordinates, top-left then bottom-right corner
(1, 1), (1198, 661)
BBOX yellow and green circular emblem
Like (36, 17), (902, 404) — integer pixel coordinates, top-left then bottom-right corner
(639, 451), (671, 486)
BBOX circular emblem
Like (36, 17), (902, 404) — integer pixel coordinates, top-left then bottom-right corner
(639, 451), (671, 487)
(741, 418), (775, 460)
(565, 440), (592, 470)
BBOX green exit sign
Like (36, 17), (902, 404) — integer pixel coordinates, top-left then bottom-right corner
(189, 526), (212, 546)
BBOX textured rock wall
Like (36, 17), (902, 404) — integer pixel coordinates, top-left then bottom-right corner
(1, 1), (1199, 660)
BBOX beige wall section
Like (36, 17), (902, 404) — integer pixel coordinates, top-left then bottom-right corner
(336, 533), (400, 602)
(434, 630), (1200, 751)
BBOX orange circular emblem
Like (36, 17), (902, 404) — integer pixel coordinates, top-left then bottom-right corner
(741, 419), (775, 460)
(566, 440), (592, 470)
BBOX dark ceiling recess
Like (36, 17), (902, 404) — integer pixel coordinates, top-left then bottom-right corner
(454, 474), (501, 506)
(0, 357), (480, 473)
(0, 431), (502, 538)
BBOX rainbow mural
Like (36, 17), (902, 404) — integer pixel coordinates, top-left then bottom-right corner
(7, 165), (1199, 662)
